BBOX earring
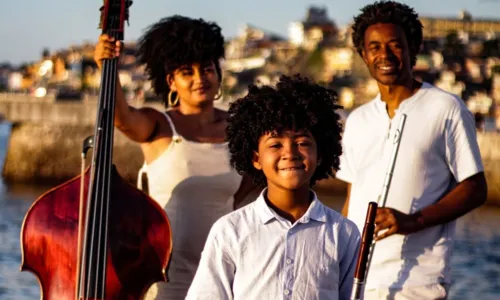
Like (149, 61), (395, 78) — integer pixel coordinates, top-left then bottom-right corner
(168, 91), (179, 107)
(214, 87), (222, 100)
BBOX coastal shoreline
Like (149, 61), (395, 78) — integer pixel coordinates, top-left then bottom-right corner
(2, 122), (500, 206)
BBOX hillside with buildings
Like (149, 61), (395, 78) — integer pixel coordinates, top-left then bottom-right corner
(1, 6), (500, 129)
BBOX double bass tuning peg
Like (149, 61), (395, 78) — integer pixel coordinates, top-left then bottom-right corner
(98, 1), (134, 29)
(125, 1), (133, 25)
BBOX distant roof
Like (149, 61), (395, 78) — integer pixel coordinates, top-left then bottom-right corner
(421, 10), (500, 23)
(242, 23), (287, 41)
(298, 6), (337, 31)
(421, 16), (500, 23)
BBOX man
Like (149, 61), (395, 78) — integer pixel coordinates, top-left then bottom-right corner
(336, 1), (487, 299)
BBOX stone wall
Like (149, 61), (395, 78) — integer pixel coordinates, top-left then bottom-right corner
(2, 122), (144, 185)
(0, 93), (498, 205)
(3, 122), (500, 206)
(477, 132), (500, 204)
(0, 94), (165, 126)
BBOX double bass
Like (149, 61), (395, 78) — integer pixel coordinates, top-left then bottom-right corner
(20, 1), (173, 299)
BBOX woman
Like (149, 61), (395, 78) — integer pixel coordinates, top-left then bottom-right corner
(94, 15), (256, 300)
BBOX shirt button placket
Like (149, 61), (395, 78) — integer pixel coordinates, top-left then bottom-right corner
(283, 229), (295, 299)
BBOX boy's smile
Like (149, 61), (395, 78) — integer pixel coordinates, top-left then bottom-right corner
(253, 129), (317, 191)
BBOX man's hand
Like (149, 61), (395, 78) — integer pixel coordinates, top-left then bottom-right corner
(374, 207), (421, 241)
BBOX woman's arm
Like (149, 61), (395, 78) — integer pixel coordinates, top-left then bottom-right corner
(94, 34), (158, 143)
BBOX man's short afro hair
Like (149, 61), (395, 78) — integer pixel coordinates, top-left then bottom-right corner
(351, 1), (423, 66)
(226, 74), (344, 186)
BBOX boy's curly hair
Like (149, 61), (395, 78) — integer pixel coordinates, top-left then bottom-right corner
(351, 1), (423, 66)
(226, 74), (343, 186)
(136, 15), (225, 106)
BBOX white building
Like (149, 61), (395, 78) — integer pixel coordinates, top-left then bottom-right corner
(288, 6), (338, 50)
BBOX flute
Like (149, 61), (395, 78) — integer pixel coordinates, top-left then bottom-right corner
(350, 114), (407, 300)
(350, 201), (377, 300)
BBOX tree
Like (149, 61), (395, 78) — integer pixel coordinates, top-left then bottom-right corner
(492, 65), (500, 74)
(481, 39), (500, 59)
(295, 46), (327, 83)
(443, 31), (466, 67)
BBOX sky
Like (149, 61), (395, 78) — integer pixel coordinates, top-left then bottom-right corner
(1, 0), (499, 65)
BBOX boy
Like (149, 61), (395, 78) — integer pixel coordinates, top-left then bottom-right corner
(186, 75), (361, 300)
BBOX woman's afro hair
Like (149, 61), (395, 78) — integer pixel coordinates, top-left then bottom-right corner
(351, 1), (423, 66)
(136, 15), (225, 106)
(226, 74), (344, 186)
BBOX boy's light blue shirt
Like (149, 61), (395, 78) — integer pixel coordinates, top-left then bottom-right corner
(186, 189), (361, 300)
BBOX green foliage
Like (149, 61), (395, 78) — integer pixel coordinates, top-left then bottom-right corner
(301, 46), (325, 82)
(306, 47), (324, 70)
(482, 39), (500, 58)
(492, 65), (500, 74)
(444, 31), (465, 56)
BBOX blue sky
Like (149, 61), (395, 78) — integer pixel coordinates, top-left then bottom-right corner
(1, 0), (499, 65)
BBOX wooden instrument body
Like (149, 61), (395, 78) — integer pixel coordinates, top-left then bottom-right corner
(21, 166), (172, 299)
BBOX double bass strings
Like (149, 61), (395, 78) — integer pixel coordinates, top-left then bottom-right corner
(95, 36), (119, 299)
(81, 55), (105, 299)
(100, 31), (119, 299)
(79, 27), (119, 299)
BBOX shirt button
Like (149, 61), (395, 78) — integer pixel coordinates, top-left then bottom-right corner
(286, 258), (293, 264)
(284, 289), (290, 295)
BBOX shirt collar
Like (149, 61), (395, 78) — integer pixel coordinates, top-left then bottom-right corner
(373, 94), (387, 116)
(372, 81), (430, 116)
(255, 188), (327, 224)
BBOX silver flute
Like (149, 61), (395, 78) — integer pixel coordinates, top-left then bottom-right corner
(350, 114), (407, 300)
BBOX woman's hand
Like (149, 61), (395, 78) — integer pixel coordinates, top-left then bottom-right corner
(94, 34), (122, 70)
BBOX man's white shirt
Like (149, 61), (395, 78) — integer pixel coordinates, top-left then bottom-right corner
(336, 82), (484, 290)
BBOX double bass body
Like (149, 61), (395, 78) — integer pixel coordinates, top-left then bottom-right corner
(21, 167), (172, 299)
